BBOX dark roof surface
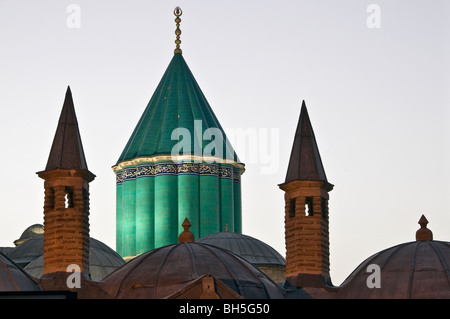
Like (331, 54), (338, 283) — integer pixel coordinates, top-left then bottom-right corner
(337, 240), (450, 298)
(6, 235), (42, 266)
(6, 235), (125, 281)
(284, 101), (329, 184)
(197, 232), (285, 266)
(101, 242), (285, 299)
(44, 86), (89, 171)
(13, 224), (44, 246)
(0, 252), (41, 292)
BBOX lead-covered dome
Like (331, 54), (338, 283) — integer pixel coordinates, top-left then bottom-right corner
(115, 53), (241, 165)
(6, 235), (125, 281)
(0, 252), (40, 292)
(13, 224), (44, 246)
(197, 231), (286, 283)
(337, 216), (450, 299)
(101, 241), (286, 299)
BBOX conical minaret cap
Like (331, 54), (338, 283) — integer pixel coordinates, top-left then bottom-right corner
(284, 101), (331, 186)
(44, 86), (89, 171)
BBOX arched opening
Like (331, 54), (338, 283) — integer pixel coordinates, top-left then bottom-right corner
(305, 197), (313, 216)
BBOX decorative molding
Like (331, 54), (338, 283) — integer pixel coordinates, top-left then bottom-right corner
(116, 162), (241, 185)
(112, 155), (245, 173)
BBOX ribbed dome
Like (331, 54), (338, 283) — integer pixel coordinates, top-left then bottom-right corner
(7, 235), (125, 281)
(197, 232), (285, 266)
(0, 252), (40, 292)
(101, 242), (286, 299)
(337, 240), (450, 298)
(7, 233), (44, 267)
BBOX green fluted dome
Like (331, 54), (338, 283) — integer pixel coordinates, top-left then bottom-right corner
(117, 53), (240, 164)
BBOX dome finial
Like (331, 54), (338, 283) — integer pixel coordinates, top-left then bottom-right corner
(416, 214), (433, 241)
(178, 217), (195, 242)
(174, 6), (183, 54)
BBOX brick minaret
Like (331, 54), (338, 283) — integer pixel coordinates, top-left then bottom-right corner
(279, 101), (333, 287)
(37, 86), (95, 276)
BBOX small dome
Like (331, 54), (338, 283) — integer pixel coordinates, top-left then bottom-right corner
(101, 242), (286, 299)
(7, 234), (43, 267)
(197, 231), (286, 284)
(337, 240), (450, 298)
(337, 216), (450, 298)
(0, 252), (40, 292)
(13, 224), (44, 246)
(7, 235), (125, 281)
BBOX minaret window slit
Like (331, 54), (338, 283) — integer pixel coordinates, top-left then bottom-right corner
(289, 198), (296, 218)
(305, 197), (313, 216)
(65, 187), (74, 208)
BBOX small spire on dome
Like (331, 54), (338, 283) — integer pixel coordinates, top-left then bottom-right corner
(178, 217), (195, 242)
(224, 224), (229, 232)
(174, 7), (183, 54)
(416, 214), (433, 241)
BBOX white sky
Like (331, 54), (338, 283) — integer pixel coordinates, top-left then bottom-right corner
(0, 0), (449, 286)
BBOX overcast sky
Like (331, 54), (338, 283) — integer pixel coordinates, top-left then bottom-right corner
(0, 0), (449, 285)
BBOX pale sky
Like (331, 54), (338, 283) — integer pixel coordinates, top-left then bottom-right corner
(0, 0), (449, 285)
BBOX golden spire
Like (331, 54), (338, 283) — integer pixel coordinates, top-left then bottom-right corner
(174, 6), (182, 54)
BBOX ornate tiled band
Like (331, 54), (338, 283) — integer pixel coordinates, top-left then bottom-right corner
(112, 155), (245, 173)
(116, 162), (241, 185)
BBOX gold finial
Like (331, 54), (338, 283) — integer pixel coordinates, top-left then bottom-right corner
(174, 7), (183, 54)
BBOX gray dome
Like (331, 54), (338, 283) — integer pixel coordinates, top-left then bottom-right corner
(101, 242), (286, 299)
(13, 224), (44, 246)
(8, 235), (125, 281)
(7, 233), (43, 267)
(0, 252), (40, 292)
(197, 232), (285, 266)
(197, 232), (286, 284)
(337, 240), (450, 299)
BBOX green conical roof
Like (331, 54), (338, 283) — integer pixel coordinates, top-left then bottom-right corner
(117, 54), (240, 165)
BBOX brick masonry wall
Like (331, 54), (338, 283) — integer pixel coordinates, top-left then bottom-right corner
(40, 172), (91, 276)
(282, 181), (330, 279)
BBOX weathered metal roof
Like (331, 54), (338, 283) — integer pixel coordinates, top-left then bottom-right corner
(44, 86), (89, 171)
(101, 242), (286, 299)
(284, 101), (330, 185)
(0, 252), (40, 292)
(197, 231), (285, 266)
(337, 240), (450, 298)
(6, 235), (125, 281)
(6, 234), (43, 267)
(13, 224), (44, 246)
(337, 216), (450, 298)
